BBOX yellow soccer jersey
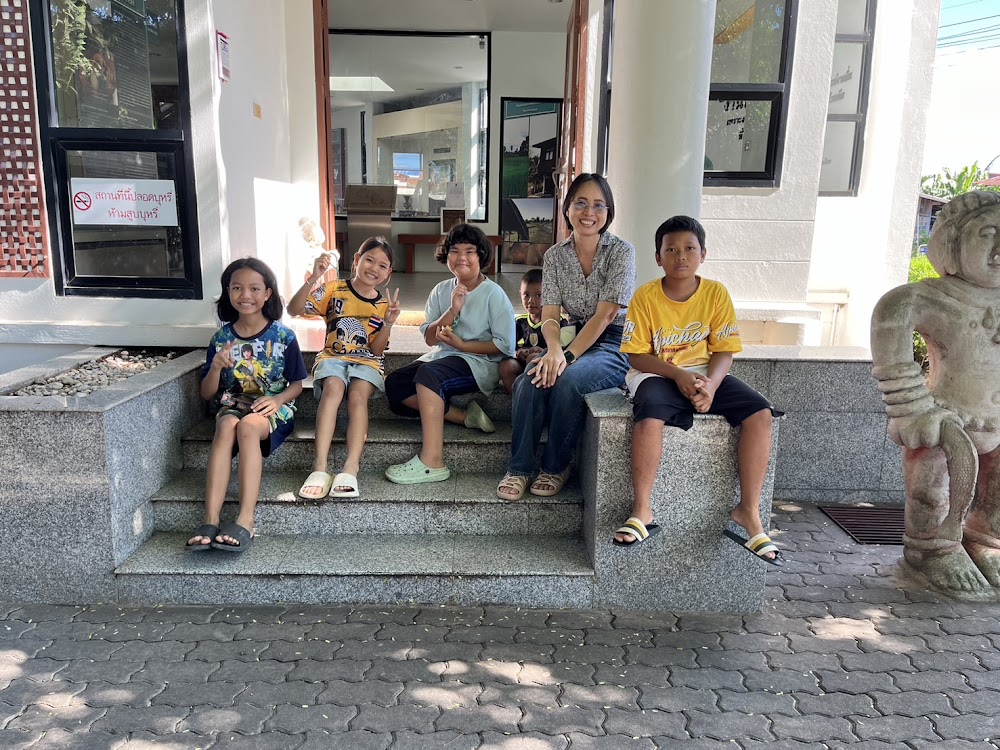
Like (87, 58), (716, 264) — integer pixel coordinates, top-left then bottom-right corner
(304, 279), (389, 374)
(621, 277), (741, 370)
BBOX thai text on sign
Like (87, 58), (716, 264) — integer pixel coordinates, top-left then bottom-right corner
(70, 178), (178, 227)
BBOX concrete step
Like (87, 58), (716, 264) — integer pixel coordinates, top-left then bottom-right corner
(152, 470), (583, 536)
(115, 532), (595, 608)
(182, 418), (523, 472)
(295, 380), (515, 422)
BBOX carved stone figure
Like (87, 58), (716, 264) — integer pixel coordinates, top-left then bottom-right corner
(871, 191), (1000, 599)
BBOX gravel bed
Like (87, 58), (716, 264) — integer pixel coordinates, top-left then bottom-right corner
(9, 349), (182, 398)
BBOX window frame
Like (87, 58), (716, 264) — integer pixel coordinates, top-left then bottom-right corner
(819, 0), (877, 197)
(328, 29), (492, 224)
(28, 0), (202, 299)
(704, 0), (799, 189)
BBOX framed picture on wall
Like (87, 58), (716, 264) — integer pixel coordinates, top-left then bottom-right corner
(499, 98), (562, 267)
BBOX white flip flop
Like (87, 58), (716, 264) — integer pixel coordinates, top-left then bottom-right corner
(330, 472), (360, 498)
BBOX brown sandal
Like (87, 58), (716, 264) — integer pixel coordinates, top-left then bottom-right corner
(530, 469), (570, 497)
(496, 473), (529, 501)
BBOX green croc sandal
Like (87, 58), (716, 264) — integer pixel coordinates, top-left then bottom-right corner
(385, 455), (451, 484)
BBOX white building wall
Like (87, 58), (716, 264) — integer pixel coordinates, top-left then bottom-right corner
(0, 0), (319, 362)
(809, 0), (941, 347)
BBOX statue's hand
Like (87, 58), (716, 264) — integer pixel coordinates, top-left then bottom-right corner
(889, 407), (964, 450)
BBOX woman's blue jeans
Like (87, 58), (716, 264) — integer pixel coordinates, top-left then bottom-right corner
(507, 341), (629, 476)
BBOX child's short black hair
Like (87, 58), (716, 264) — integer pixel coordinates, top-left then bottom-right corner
(355, 236), (394, 266)
(562, 173), (615, 234)
(435, 223), (494, 268)
(654, 215), (706, 255)
(520, 268), (543, 287)
(217, 257), (284, 323)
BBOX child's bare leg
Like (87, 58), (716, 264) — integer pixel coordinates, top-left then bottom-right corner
(614, 417), (664, 543)
(401, 392), (466, 426)
(217, 413), (270, 544)
(500, 359), (524, 395)
(190, 414), (239, 545)
(731, 409), (772, 554)
(340, 379), (376, 485)
(415, 383), (447, 468)
(313, 378), (346, 471)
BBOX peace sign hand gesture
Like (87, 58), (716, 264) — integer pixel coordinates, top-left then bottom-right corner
(385, 288), (402, 326)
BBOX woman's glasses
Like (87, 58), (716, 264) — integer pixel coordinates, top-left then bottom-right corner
(570, 200), (608, 214)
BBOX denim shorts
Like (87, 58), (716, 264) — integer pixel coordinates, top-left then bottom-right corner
(313, 357), (385, 400)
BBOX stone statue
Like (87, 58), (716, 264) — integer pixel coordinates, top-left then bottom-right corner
(871, 190), (1000, 600)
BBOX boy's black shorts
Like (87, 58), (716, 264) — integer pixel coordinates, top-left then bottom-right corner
(631, 374), (774, 430)
(385, 356), (480, 417)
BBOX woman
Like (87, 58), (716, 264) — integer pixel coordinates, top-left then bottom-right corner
(497, 173), (636, 500)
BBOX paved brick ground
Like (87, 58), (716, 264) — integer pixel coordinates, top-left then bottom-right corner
(2, 502), (1000, 749)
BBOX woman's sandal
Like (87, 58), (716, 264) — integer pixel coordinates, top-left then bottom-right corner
(496, 473), (529, 501)
(530, 469), (571, 497)
(186, 524), (220, 552)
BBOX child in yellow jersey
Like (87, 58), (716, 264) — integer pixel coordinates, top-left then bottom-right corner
(614, 215), (782, 566)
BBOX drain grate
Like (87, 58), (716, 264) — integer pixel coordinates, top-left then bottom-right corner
(818, 505), (905, 545)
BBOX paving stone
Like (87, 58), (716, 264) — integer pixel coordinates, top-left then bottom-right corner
(813, 670), (895, 695)
(963, 671), (1000, 692)
(592, 664), (672, 688)
(0, 659), (65, 683)
(743, 614), (813, 636)
(286, 659), (369, 683)
(795, 691), (878, 718)
(743, 669), (820, 695)
(92, 623), (177, 642)
(696, 649), (769, 671)
(651, 631), (720, 650)
(262, 641), (344, 663)
(558, 735), (652, 750)
(551, 644), (624, 665)
(152, 681), (247, 707)
(266, 704), (356, 733)
(949, 690), (1000, 714)
(624, 646), (698, 669)
(687, 709), (774, 741)
(239, 681), (323, 708)
(892, 670), (971, 694)
(212, 730), (305, 749)
(27, 622), (103, 641)
(924, 634), (995, 653)
(168, 623), (245, 642)
(348, 608), (421, 626)
(366, 659), (445, 684)
(639, 686), (717, 713)
(57, 660), (145, 684)
(308, 623), (381, 641)
(298, 729), (391, 749)
(33, 640), (122, 662)
(0, 729), (41, 750)
(186, 641), (270, 663)
(937, 616), (1000, 636)
(445, 626), (518, 644)
(839, 652), (914, 673)
(119, 731), (215, 748)
(416, 607), (486, 628)
(669, 666), (744, 691)
(334, 640), (411, 662)
(435, 704), (522, 733)
(280, 607), (354, 626)
(716, 688), (796, 716)
(28, 728), (125, 750)
(347, 703), (437, 733)
(546, 611), (614, 630)
(480, 731), (568, 749)
(75, 680), (164, 708)
(179, 704), (273, 734)
(606, 707), (687, 740)
(610, 611), (677, 631)
(210, 661), (295, 683)
(0, 678), (85, 708)
(769, 714), (856, 742)
(785, 632), (861, 654)
(515, 627), (586, 646)
(909, 742), (1000, 750)
(851, 714), (938, 742)
(142, 606), (219, 625)
(719, 632), (791, 653)
(133, 660), (222, 684)
(482, 607), (551, 629)
(0, 624), (34, 642)
(766, 651), (842, 673)
(111, 641), (196, 663)
(7, 704), (105, 732)
(9, 606), (82, 623)
(742, 741), (830, 750)
(480, 681), (559, 708)
(375, 624), (448, 643)
(871, 689), (955, 717)
(237, 624), (310, 642)
(397, 680), (478, 709)
(931, 713), (1000, 741)
(211, 607), (289, 625)
(584, 628), (653, 647)
(560, 682), (639, 709)
(92, 705), (188, 733)
(390, 730), (480, 749)
(912, 652), (982, 671)
(0, 703), (23, 729)
(874, 616), (944, 637)
(481, 644), (554, 664)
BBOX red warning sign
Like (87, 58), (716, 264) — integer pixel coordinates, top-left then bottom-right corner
(73, 192), (92, 212)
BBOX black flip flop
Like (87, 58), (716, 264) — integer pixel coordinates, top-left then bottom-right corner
(186, 524), (220, 552)
(211, 522), (254, 553)
(723, 529), (784, 567)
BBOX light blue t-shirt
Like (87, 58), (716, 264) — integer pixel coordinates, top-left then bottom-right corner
(418, 276), (516, 394)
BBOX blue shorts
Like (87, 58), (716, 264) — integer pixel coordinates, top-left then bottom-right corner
(313, 357), (385, 399)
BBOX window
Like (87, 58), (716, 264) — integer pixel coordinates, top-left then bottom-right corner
(30, 0), (200, 298)
(329, 32), (490, 221)
(705, 0), (797, 187)
(819, 0), (876, 195)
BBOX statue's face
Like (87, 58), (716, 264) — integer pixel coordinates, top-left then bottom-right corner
(958, 208), (1000, 288)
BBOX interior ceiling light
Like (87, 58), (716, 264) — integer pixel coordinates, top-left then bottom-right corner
(329, 76), (394, 92)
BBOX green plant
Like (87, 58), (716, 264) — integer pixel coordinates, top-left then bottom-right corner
(49, 0), (96, 96)
(909, 255), (939, 369)
(921, 162), (1000, 199)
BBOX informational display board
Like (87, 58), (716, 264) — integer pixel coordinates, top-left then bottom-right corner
(70, 178), (178, 226)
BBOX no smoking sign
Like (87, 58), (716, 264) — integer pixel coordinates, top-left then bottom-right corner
(73, 192), (92, 212)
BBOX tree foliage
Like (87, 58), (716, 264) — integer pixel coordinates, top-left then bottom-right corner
(921, 162), (1000, 199)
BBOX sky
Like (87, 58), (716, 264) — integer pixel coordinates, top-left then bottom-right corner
(921, 0), (1000, 175)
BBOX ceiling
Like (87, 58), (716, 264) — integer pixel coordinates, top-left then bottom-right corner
(328, 0), (572, 33)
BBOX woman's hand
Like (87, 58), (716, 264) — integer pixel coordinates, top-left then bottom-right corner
(450, 284), (469, 317)
(530, 348), (567, 388)
(385, 288), (401, 325)
(251, 396), (280, 418)
(436, 325), (465, 351)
